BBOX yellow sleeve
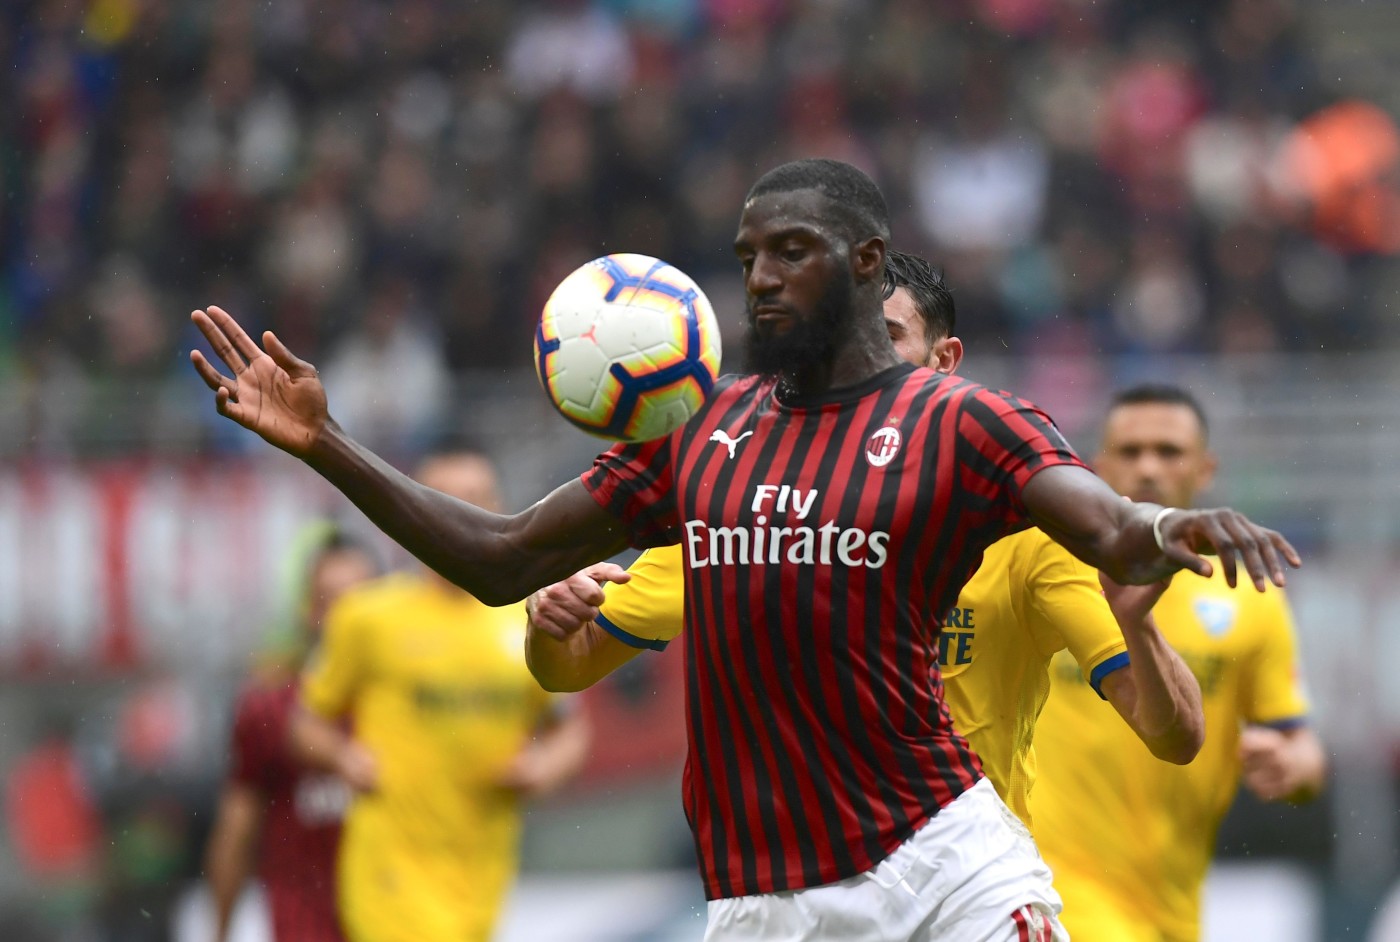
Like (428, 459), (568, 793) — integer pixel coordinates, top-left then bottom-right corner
(1023, 532), (1129, 699)
(1240, 589), (1310, 726)
(596, 545), (686, 650)
(299, 590), (372, 720)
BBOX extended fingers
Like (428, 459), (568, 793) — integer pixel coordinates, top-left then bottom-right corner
(192, 309), (247, 376)
(1221, 514), (1270, 591)
(207, 305), (265, 363)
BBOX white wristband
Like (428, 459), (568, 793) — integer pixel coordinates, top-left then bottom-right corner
(1151, 507), (1179, 552)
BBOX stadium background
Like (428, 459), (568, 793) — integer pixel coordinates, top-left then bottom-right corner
(1, 0), (1398, 938)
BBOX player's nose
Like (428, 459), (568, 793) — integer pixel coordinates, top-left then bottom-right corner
(746, 253), (782, 295)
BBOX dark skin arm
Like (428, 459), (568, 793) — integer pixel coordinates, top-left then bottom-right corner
(190, 306), (629, 604)
(1020, 465), (1299, 590)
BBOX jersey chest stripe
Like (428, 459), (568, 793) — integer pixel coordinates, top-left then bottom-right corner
(860, 378), (959, 813)
(715, 401), (830, 890)
(895, 378), (979, 798)
(824, 380), (931, 849)
(683, 556), (751, 898)
(679, 383), (767, 897)
(799, 392), (900, 866)
(905, 382), (984, 790)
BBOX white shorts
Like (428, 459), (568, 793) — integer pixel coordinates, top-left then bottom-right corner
(704, 778), (1068, 942)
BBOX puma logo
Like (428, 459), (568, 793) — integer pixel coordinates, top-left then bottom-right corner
(709, 429), (753, 459)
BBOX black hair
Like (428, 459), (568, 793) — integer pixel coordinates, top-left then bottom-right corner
(883, 250), (955, 341)
(1108, 384), (1210, 439)
(419, 431), (494, 465)
(745, 158), (891, 243)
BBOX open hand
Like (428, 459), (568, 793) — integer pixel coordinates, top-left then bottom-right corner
(189, 306), (329, 458)
(1156, 508), (1301, 591)
(526, 562), (632, 641)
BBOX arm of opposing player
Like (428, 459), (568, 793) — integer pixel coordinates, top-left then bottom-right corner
(1096, 574), (1205, 764)
(291, 597), (378, 789)
(526, 548), (685, 691)
(1239, 593), (1326, 802)
(204, 782), (263, 942)
(498, 699), (593, 798)
(1024, 538), (1203, 764)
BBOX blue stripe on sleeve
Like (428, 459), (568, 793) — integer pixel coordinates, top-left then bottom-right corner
(595, 612), (670, 652)
(1254, 716), (1308, 731)
(1088, 651), (1132, 700)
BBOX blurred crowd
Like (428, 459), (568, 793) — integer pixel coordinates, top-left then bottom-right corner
(4, 0), (1400, 454)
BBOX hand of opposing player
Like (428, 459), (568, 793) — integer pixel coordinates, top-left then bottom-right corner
(526, 562), (632, 642)
(1098, 570), (1171, 628)
(1155, 508), (1301, 592)
(1239, 726), (1305, 801)
(334, 740), (379, 794)
(189, 306), (330, 458)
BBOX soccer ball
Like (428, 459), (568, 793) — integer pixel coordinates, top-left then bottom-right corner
(534, 254), (723, 442)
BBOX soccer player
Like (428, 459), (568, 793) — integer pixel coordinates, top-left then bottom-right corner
(288, 445), (592, 942)
(189, 158), (1297, 941)
(523, 251), (1205, 833)
(1029, 384), (1326, 942)
(204, 525), (379, 942)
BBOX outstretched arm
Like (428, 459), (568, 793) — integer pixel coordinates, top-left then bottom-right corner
(1021, 465), (1299, 590)
(1097, 575), (1204, 765)
(190, 306), (629, 603)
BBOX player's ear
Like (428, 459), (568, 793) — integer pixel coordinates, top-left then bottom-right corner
(930, 336), (964, 374)
(1196, 448), (1219, 493)
(852, 236), (885, 286)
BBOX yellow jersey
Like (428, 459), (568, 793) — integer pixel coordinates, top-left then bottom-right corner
(598, 529), (1129, 825)
(301, 573), (552, 942)
(1029, 566), (1309, 942)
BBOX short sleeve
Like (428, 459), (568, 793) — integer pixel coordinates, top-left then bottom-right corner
(959, 387), (1087, 519)
(1021, 533), (1129, 700)
(596, 545), (687, 651)
(1240, 590), (1310, 727)
(300, 592), (370, 720)
(581, 438), (680, 548)
(228, 687), (281, 790)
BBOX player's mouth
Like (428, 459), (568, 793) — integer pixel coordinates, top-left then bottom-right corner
(751, 303), (792, 324)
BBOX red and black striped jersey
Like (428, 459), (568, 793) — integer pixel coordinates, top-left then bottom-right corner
(583, 363), (1086, 901)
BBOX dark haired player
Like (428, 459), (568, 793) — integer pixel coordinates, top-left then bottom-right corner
(204, 526), (378, 942)
(189, 158), (1297, 941)
(1031, 384), (1326, 942)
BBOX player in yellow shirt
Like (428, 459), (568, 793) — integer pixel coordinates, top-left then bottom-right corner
(289, 445), (592, 942)
(524, 252), (1206, 829)
(1029, 384), (1327, 942)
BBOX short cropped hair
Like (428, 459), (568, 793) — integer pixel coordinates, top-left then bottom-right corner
(1108, 384), (1210, 440)
(746, 158), (891, 242)
(883, 250), (955, 341)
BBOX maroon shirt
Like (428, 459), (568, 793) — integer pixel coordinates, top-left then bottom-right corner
(229, 681), (348, 942)
(584, 364), (1085, 900)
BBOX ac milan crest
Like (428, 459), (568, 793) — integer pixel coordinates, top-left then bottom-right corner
(866, 425), (902, 467)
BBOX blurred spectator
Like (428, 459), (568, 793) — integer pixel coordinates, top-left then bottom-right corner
(4, 715), (101, 930)
(0, 0), (1395, 455)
